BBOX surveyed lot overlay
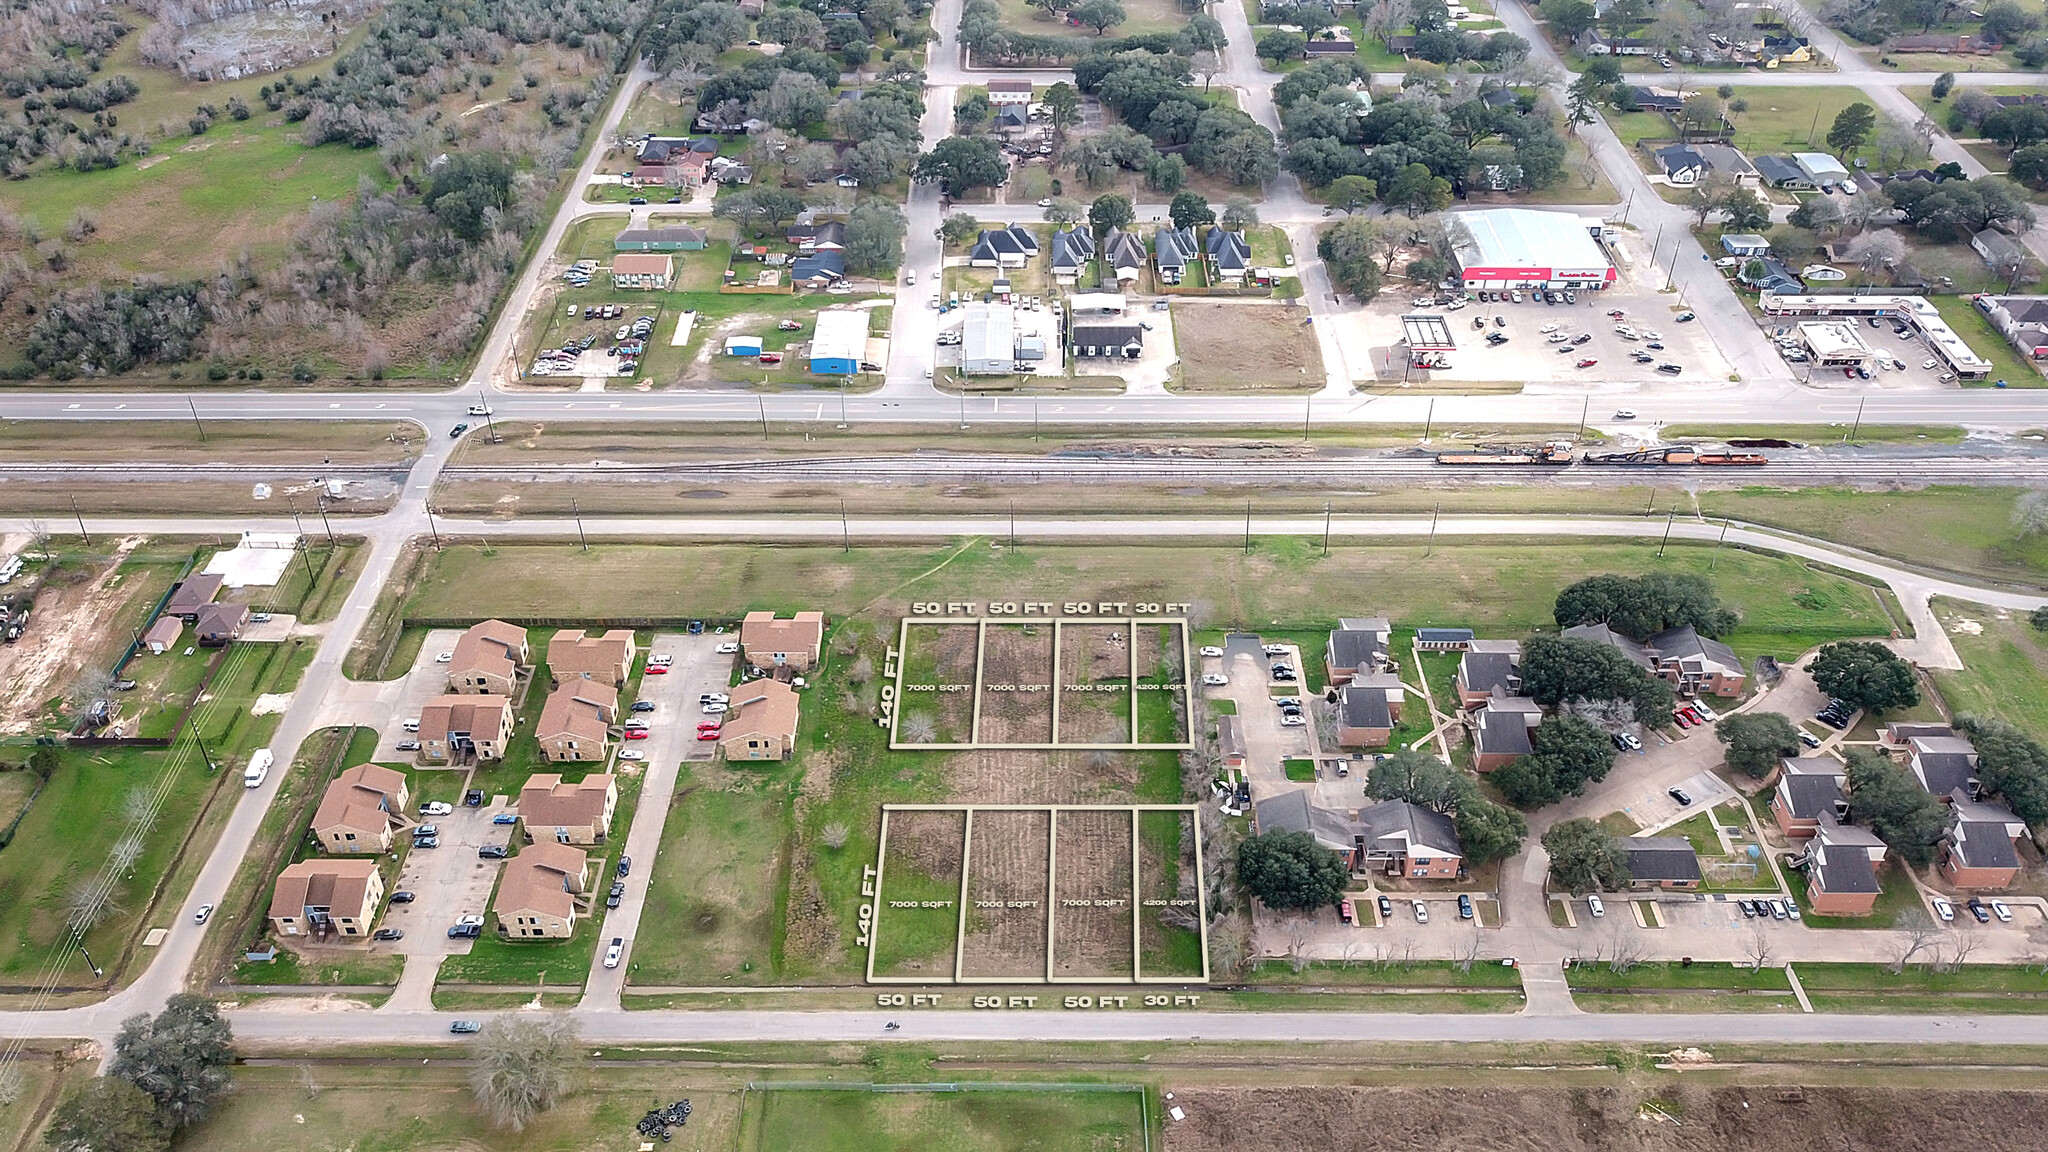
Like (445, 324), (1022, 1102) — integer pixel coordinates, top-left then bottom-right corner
(888, 614), (1195, 750)
(865, 804), (1210, 985)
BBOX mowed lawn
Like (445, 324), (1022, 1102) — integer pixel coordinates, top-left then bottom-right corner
(742, 1089), (1145, 1152)
(405, 540), (1890, 653)
(628, 774), (790, 985)
(1718, 87), (1901, 168)
(1699, 486), (2048, 588)
(995, 0), (1187, 37)
(1933, 602), (2048, 740)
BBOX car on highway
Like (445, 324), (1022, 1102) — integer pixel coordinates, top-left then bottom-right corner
(373, 928), (403, 941)
(193, 903), (214, 924)
(605, 937), (625, 968)
(1201, 673), (1228, 686)
(450, 1020), (482, 1033)
(1613, 409), (1635, 419)
(449, 423), (469, 438)
(467, 403), (493, 416)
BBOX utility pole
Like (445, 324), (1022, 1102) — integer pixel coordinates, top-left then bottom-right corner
(758, 395), (770, 439)
(1427, 502), (1439, 557)
(426, 503), (442, 550)
(479, 388), (498, 443)
(1423, 396), (1435, 441)
(1032, 397), (1040, 442)
(572, 497), (588, 552)
(1658, 509), (1675, 558)
(70, 496), (89, 547)
(840, 499), (851, 553)
(194, 729), (219, 774)
(1322, 501), (1332, 558)
(959, 390), (968, 430)
(187, 397), (206, 443)
(1711, 518), (1730, 570)
(1243, 501), (1252, 556)
(285, 497), (315, 586)
(1645, 486), (1656, 516)
(838, 377), (849, 429)
(1302, 396), (1311, 442)
(1009, 502), (1018, 553)
(78, 944), (103, 980)
(1577, 394), (1589, 440)
(315, 492), (335, 545)
(1847, 396), (1865, 444)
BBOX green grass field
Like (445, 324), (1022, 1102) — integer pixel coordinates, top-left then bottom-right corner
(1701, 487), (2048, 588)
(628, 774), (791, 985)
(1934, 602), (2048, 738)
(996, 0), (1187, 38)
(1931, 296), (2047, 387)
(740, 1087), (1146, 1152)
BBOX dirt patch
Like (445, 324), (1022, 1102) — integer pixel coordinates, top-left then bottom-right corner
(941, 750), (1143, 806)
(959, 808), (1051, 980)
(1171, 302), (1322, 392)
(979, 622), (1054, 744)
(0, 539), (144, 735)
(1059, 623), (1132, 744)
(1161, 1085), (2048, 1152)
(899, 623), (979, 744)
(1050, 807), (1135, 978)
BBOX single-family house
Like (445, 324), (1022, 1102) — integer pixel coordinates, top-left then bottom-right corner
(1792, 151), (1852, 189)
(987, 78), (1034, 105)
(1335, 684), (1394, 748)
(519, 772), (618, 845)
(1253, 790), (1463, 878)
(1304, 35), (1360, 57)
(1803, 817), (1884, 916)
(791, 250), (847, 288)
(196, 601), (249, 647)
(418, 694), (514, 763)
(969, 225), (1038, 268)
(493, 842), (591, 939)
(740, 610), (825, 673)
(1456, 642), (1522, 708)
(536, 681), (617, 763)
(1739, 255), (1806, 295)
(1908, 734), (1980, 798)
(1048, 227), (1096, 282)
(1072, 321), (1143, 359)
(1473, 696), (1540, 772)
(1206, 227), (1252, 285)
(787, 221), (847, 252)
(1655, 144), (1706, 185)
(1102, 228), (1148, 283)
(611, 253), (674, 291)
(1939, 791), (2028, 889)
(165, 573), (224, 622)
(1696, 144), (1760, 186)
(720, 679), (801, 761)
(614, 226), (708, 252)
(1772, 757), (1847, 838)
(144, 617), (184, 654)
(268, 859), (383, 939)
(547, 629), (637, 688)
(1972, 228), (2028, 272)
(1415, 627), (1474, 651)
(1752, 154), (1810, 189)
(1625, 836), (1703, 889)
(1758, 34), (1811, 64)
(994, 104), (1031, 133)
(1326, 617), (1391, 684)
(311, 764), (412, 854)
(1721, 233), (1771, 257)
(1219, 714), (1246, 767)
(1154, 227), (1198, 284)
(449, 619), (529, 695)
(1627, 87), (1685, 114)
(1977, 295), (2048, 361)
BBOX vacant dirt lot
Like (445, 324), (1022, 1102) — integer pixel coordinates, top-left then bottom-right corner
(960, 807), (1051, 980)
(980, 622), (1054, 744)
(1051, 807), (1135, 978)
(1161, 1085), (2048, 1152)
(1172, 302), (1322, 392)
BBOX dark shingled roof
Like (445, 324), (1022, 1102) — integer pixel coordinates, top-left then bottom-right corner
(1339, 685), (1392, 729)
(1814, 844), (1881, 894)
(1475, 708), (1532, 755)
(1778, 760), (1845, 820)
(1460, 650), (1519, 696)
(1625, 836), (1702, 883)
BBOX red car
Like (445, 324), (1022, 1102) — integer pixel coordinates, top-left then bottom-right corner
(645, 664), (668, 675)
(1606, 309), (1625, 319)
(1576, 358), (1598, 368)
(696, 730), (721, 741)
(759, 352), (783, 365)
(623, 729), (651, 740)
(1673, 711), (1692, 729)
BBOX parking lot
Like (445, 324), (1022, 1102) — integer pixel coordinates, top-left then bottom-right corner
(1759, 314), (1966, 392)
(932, 298), (1065, 379)
(370, 628), (472, 762)
(1202, 633), (1316, 804)
(377, 795), (519, 958)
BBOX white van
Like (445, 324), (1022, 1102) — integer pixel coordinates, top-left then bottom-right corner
(244, 748), (274, 788)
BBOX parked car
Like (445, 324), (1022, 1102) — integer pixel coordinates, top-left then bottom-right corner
(1377, 894), (1394, 921)
(413, 836), (439, 849)
(605, 937), (624, 968)
(493, 813), (518, 825)
(1575, 358), (1599, 369)
(1587, 895), (1605, 918)
(700, 693), (730, 705)
(644, 662), (668, 674)
(1738, 899), (1756, 917)
(450, 1020), (482, 1033)
(1798, 730), (1822, 749)
(1769, 899), (1789, 920)
(716, 641), (740, 654)
(1201, 673), (1228, 686)
(1668, 786), (1692, 806)
(631, 700), (656, 713)
(421, 801), (453, 817)
(465, 789), (485, 806)
(1992, 900), (2014, 922)
(617, 856), (631, 876)
(1933, 897), (1956, 922)
(1198, 645), (1223, 657)
(1968, 897), (1992, 923)
(1412, 900), (1429, 923)
(373, 928), (403, 941)
(390, 890), (416, 903)
(415, 824), (439, 838)
(697, 729), (721, 741)
(1279, 715), (1306, 727)
(1458, 894), (1474, 920)
(395, 740), (421, 752)
(1261, 643), (1289, 655)
(619, 749), (645, 761)
(478, 845), (508, 859)
(623, 728), (651, 740)
(1614, 731), (1641, 752)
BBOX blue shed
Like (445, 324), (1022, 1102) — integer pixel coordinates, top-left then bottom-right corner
(724, 335), (763, 357)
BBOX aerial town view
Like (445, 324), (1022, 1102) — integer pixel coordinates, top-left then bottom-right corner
(9, 0), (2048, 1147)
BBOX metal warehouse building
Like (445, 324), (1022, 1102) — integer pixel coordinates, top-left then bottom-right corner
(1450, 208), (1616, 293)
(809, 309), (869, 375)
(961, 303), (1017, 375)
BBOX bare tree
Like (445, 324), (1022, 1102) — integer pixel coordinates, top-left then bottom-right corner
(298, 1064), (324, 1099)
(469, 1013), (579, 1131)
(820, 822), (850, 850)
(1452, 931), (1484, 973)
(0, 1063), (21, 1107)
(1192, 49), (1223, 91)
(64, 874), (123, 935)
(1884, 909), (1942, 974)
(845, 654), (875, 685)
(1742, 921), (1774, 972)
(1284, 917), (1313, 973)
(1933, 928), (1980, 975)
(1843, 229), (1906, 289)
(2013, 490), (2048, 538)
